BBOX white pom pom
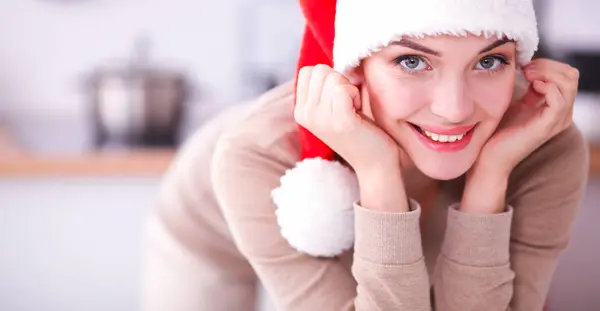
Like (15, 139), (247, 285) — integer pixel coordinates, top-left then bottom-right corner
(271, 158), (359, 257)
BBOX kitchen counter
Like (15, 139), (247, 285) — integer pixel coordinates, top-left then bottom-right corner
(0, 145), (599, 177)
(0, 149), (176, 177)
(590, 143), (600, 175)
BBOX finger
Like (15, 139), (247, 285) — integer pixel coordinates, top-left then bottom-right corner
(519, 81), (546, 106)
(545, 82), (567, 111)
(347, 83), (361, 111)
(530, 80), (548, 94)
(320, 71), (348, 114)
(524, 60), (579, 96)
(523, 67), (570, 87)
(332, 85), (360, 132)
(295, 66), (313, 109)
(538, 83), (568, 133)
(524, 58), (572, 74)
(294, 66), (314, 125)
(532, 81), (568, 114)
(565, 65), (580, 81)
(563, 106), (574, 130)
(307, 64), (333, 109)
(523, 59), (577, 132)
(523, 68), (576, 102)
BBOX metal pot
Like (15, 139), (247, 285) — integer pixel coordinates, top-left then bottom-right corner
(87, 66), (189, 148)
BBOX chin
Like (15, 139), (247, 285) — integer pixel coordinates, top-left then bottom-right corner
(415, 161), (470, 180)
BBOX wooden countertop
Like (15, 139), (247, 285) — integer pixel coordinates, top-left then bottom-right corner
(1, 145), (599, 178)
(0, 149), (176, 177)
(590, 143), (600, 176)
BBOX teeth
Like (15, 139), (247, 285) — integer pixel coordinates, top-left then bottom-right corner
(423, 130), (466, 142)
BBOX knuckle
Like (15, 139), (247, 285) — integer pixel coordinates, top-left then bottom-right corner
(324, 71), (344, 86)
(329, 70), (347, 82)
(294, 108), (307, 127)
(313, 64), (333, 76)
(298, 66), (313, 80)
(569, 67), (580, 80)
(333, 83), (348, 95)
(323, 74), (340, 91)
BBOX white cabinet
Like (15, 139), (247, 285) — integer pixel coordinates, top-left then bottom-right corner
(0, 177), (161, 311)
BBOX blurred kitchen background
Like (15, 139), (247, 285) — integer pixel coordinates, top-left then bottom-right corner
(0, 0), (599, 310)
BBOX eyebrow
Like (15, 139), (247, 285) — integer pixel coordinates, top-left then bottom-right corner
(390, 40), (440, 56)
(390, 38), (514, 56)
(479, 38), (514, 53)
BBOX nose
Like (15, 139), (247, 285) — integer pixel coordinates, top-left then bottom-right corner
(429, 76), (474, 123)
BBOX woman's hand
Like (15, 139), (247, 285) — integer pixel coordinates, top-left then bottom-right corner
(295, 64), (408, 212)
(462, 58), (579, 214)
(476, 58), (579, 177)
(295, 64), (400, 175)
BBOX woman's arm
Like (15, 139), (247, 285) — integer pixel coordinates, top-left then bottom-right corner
(354, 164), (431, 309)
(432, 125), (589, 311)
(211, 136), (432, 311)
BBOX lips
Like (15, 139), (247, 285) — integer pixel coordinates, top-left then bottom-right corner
(408, 122), (476, 152)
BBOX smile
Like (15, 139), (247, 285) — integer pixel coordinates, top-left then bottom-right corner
(422, 130), (466, 142)
(409, 123), (476, 152)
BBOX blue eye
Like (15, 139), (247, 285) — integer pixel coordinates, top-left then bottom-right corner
(396, 55), (429, 71)
(475, 56), (507, 70)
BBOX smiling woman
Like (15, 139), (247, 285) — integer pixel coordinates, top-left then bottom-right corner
(140, 1), (589, 311)
(355, 34), (520, 180)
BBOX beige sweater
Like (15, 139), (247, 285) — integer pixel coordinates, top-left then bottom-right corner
(155, 81), (589, 311)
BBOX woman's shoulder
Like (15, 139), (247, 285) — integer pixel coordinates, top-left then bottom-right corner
(508, 124), (590, 198)
(213, 81), (302, 169)
(162, 81), (300, 191)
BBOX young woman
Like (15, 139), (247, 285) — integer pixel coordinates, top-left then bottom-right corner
(141, 0), (589, 310)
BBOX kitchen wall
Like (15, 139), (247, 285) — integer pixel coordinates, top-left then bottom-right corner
(541, 0), (600, 54)
(0, 0), (236, 115)
(0, 0), (303, 152)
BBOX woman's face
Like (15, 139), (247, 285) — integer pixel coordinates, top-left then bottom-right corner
(358, 34), (518, 180)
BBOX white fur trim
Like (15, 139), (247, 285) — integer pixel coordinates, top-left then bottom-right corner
(271, 158), (359, 257)
(333, 0), (539, 78)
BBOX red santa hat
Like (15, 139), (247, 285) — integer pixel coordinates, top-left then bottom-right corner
(272, 0), (539, 257)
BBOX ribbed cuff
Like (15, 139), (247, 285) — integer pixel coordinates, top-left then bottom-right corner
(442, 203), (514, 267)
(353, 199), (423, 265)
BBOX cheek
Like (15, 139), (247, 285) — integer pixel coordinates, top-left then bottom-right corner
(367, 78), (429, 119)
(471, 76), (515, 118)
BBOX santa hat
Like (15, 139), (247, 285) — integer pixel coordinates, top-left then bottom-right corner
(272, 0), (539, 257)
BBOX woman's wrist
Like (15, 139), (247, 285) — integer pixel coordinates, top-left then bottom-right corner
(460, 163), (510, 214)
(355, 162), (409, 213)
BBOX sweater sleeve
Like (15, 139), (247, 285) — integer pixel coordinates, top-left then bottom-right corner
(211, 137), (431, 311)
(353, 201), (431, 310)
(433, 204), (515, 311)
(432, 125), (590, 311)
